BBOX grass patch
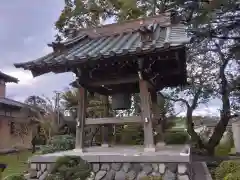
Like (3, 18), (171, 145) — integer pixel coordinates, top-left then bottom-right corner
(229, 147), (236, 155)
(0, 151), (33, 178)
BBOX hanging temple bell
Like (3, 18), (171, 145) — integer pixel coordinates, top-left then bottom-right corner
(111, 93), (131, 110)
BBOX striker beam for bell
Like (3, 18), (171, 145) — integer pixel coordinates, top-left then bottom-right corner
(111, 93), (131, 110)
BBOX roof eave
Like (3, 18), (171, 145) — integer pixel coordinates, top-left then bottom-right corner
(0, 72), (19, 83)
(13, 44), (188, 78)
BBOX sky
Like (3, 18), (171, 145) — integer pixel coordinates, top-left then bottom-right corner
(0, 0), (221, 116)
(1, 0), (74, 101)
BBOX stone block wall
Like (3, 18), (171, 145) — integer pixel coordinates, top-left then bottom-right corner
(91, 162), (190, 180)
(28, 162), (191, 180)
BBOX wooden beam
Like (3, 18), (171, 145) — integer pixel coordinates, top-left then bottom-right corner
(85, 116), (142, 125)
(86, 75), (139, 86)
(75, 87), (87, 150)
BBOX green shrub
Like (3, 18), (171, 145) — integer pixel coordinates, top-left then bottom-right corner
(224, 171), (240, 180)
(116, 124), (144, 145)
(140, 176), (162, 180)
(164, 131), (189, 145)
(40, 135), (75, 154)
(215, 132), (234, 156)
(5, 174), (25, 180)
(215, 160), (240, 180)
(45, 156), (91, 180)
(35, 135), (46, 145)
(214, 146), (232, 157)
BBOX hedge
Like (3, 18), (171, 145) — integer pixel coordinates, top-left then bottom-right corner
(164, 131), (189, 145)
(215, 160), (240, 180)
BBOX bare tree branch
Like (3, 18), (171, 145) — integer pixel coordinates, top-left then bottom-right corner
(158, 91), (190, 108)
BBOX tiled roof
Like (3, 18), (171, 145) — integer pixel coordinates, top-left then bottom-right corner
(0, 97), (27, 108)
(14, 14), (190, 77)
(0, 98), (41, 113)
(0, 71), (18, 83)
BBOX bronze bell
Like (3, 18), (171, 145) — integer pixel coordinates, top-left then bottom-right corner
(111, 93), (131, 110)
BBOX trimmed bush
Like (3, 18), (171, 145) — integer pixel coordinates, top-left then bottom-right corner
(164, 131), (189, 145)
(215, 160), (240, 180)
(40, 135), (75, 154)
(45, 156), (91, 180)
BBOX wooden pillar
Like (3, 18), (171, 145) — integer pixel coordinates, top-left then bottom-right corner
(151, 91), (164, 144)
(75, 87), (87, 151)
(101, 95), (110, 147)
(139, 80), (156, 152)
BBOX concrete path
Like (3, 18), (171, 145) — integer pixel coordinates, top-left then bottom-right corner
(192, 162), (213, 180)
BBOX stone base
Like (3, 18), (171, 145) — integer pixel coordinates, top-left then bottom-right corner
(73, 148), (85, 153)
(144, 147), (156, 152)
(28, 145), (191, 179)
(29, 162), (191, 180)
(156, 142), (166, 147)
(101, 144), (110, 148)
(91, 162), (190, 180)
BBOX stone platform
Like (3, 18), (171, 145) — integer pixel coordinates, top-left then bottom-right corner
(28, 145), (192, 180)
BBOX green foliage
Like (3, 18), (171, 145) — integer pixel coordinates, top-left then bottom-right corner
(61, 88), (111, 118)
(215, 160), (240, 180)
(214, 132), (234, 156)
(5, 174), (25, 180)
(55, 0), (188, 38)
(34, 135), (46, 145)
(45, 156), (91, 180)
(40, 135), (75, 154)
(140, 176), (162, 180)
(164, 131), (189, 145)
(214, 146), (231, 157)
(116, 124), (144, 145)
(224, 171), (240, 180)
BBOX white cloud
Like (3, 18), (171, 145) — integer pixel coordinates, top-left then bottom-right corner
(5, 70), (36, 86)
(23, 36), (34, 45)
(177, 105), (220, 117)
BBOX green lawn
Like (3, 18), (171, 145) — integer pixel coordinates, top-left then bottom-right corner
(0, 151), (33, 178)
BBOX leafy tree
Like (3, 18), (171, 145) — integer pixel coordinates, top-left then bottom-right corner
(55, 0), (180, 38)
(23, 95), (60, 143)
(61, 88), (110, 118)
(10, 122), (29, 148)
(161, 0), (239, 154)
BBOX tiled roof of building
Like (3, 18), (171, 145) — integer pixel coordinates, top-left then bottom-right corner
(14, 13), (190, 77)
(0, 97), (28, 108)
(0, 97), (42, 113)
(0, 71), (18, 83)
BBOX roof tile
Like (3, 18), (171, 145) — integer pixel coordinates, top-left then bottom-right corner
(14, 14), (190, 76)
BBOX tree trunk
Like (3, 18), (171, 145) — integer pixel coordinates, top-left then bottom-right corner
(206, 46), (231, 155)
(206, 101), (231, 154)
(186, 107), (205, 149)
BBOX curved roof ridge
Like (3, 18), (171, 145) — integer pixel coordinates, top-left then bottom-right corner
(0, 71), (18, 83)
